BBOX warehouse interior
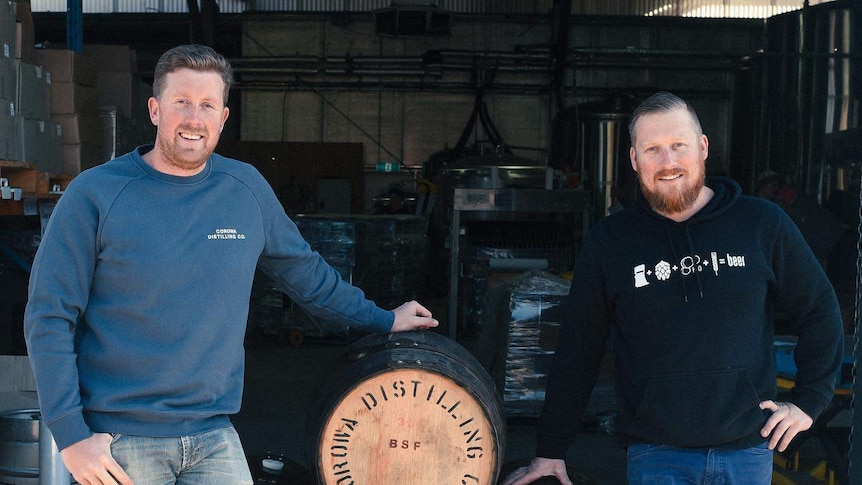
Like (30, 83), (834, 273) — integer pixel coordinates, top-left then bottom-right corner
(0, 0), (860, 484)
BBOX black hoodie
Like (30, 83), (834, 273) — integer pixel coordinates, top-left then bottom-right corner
(536, 177), (843, 458)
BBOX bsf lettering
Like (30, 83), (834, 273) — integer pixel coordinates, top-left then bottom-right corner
(389, 439), (421, 450)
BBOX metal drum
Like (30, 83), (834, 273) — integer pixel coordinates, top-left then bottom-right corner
(0, 409), (40, 485)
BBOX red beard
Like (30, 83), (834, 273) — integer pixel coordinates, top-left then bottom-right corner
(639, 167), (705, 216)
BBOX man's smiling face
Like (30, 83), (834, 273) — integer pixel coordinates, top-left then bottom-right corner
(146, 67), (229, 176)
(629, 106), (709, 217)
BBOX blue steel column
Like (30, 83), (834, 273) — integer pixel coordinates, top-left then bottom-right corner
(66, 0), (83, 52)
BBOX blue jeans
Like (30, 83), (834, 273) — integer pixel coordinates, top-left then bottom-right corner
(110, 426), (253, 485)
(626, 442), (773, 484)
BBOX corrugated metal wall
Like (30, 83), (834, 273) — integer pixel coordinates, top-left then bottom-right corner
(29, 0), (838, 18)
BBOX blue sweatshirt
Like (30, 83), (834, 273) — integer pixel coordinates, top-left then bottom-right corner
(24, 146), (394, 451)
(536, 177), (843, 457)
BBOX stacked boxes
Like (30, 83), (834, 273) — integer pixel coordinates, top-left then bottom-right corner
(84, 44), (140, 117)
(0, 1), (66, 174)
(20, 118), (61, 173)
(15, 61), (47, 117)
(0, 100), (15, 160)
(14, 1), (34, 62)
(33, 48), (102, 174)
(0, 6), (145, 181)
(16, 60), (61, 173)
(85, 44), (154, 162)
(0, 1), (19, 161)
(0, 1), (13, 61)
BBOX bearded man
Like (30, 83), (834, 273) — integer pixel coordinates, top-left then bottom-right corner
(501, 91), (843, 485)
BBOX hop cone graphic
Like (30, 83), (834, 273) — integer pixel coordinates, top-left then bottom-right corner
(655, 260), (671, 281)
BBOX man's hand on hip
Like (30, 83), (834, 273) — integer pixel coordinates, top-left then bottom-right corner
(759, 400), (813, 452)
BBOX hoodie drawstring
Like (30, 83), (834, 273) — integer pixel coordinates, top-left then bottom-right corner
(665, 223), (705, 302)
(685, 227), (705, 300)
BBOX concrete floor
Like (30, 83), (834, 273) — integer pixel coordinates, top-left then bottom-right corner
(233, 331), (628, 484)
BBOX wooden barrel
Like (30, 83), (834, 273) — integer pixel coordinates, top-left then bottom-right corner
(0, 409), (40, 485)
(310, 331), (505, 485)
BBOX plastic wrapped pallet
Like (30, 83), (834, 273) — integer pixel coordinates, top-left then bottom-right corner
(460, 244), (574, 338)
(290, 214), (429, 334)
(294, 216), (355, 283)
(351, 214), (427, 309)
(477, 270), (571, 417)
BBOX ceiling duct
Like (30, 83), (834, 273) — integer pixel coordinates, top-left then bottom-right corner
(374, 2), (452, 36)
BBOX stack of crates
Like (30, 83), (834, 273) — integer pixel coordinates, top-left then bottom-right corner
(0, 1), (63, 172)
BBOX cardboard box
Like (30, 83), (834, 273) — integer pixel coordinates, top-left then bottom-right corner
(62, 142), (103, 175)
(32, 48), (98, 87)
(83, 43), (135, 73)
(97, 71), (141, 117)
(0, 98), (18, 160)
(14, 1), (35, 62)
(45, 119), (63, 173)
(0, 0), (16, 57)
(16, 59), (49, 118)
(49, 82), (99, 115)
(54, 112), (101, 145)
(18, 116), (41, 161)
(0, 54), (15, 100)
(20, 117), (62, 173)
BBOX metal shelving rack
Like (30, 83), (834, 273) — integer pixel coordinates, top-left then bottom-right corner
(447, 187), (590, 340)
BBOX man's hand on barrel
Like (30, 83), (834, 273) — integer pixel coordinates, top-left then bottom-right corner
(390, 300), (438, 332)
(499, 457), (573, 485)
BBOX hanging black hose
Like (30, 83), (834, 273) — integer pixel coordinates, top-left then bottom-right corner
(424, 67), (511, 180)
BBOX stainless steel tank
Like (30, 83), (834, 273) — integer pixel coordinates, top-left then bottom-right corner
(755, 2), (860, 197)
(575, 96), (636, 223)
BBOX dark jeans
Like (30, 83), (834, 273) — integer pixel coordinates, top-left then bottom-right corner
(626, 442), (773, 484)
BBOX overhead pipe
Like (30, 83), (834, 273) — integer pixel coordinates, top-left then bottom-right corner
(232, 80), (555, 95)
(231, 51), (552, 66)
(228, 46), (763, 81)
(235, 66), (548, 76)
(230, 50), (553, 77)
(224, 44), (762, 92)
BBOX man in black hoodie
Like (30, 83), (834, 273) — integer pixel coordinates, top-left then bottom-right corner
(501, 91), (844, 485)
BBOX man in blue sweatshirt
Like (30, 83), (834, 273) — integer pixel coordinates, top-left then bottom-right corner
(501, 91), (843, 485)
(23, 44), (438, 485)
